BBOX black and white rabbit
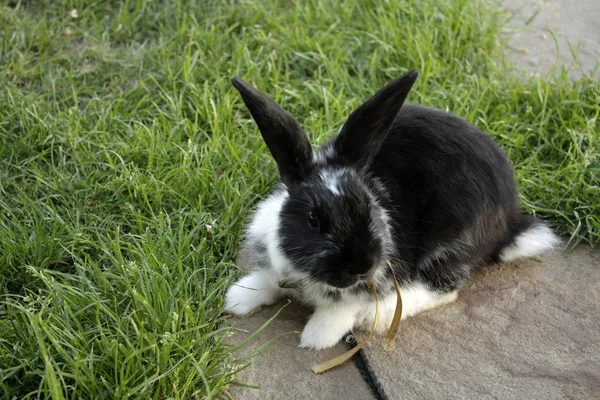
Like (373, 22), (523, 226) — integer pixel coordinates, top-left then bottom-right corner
(225, 70), (559, 350)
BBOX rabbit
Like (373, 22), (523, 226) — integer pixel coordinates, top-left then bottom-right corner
(224, 70), (560, 350)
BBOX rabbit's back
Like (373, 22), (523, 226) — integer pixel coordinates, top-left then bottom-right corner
(370, 104), (522, 275)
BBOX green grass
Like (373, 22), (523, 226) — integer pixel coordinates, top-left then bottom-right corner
(0, 0), (598, 398)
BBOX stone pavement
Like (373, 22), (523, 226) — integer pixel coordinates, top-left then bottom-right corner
(226, 1), (600, 398)
(500, 0), (599, 80)
(227, 247), (599, 399)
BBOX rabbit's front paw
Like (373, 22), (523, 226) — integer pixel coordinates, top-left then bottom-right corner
(299, 306), (358, 350)
(225, 271), (279, 316)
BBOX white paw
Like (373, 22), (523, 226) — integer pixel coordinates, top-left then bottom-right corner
(225, 285), (261, 315)
(299, 306), (358, 350)
(401, 283), (458, 317)
(224, 271), (280, 316)
(299, 324), (345, 350)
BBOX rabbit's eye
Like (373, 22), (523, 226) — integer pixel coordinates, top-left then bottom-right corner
(308, 211), (320, 229)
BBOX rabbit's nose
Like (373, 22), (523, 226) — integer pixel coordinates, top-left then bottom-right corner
(349, 263), (373, 276)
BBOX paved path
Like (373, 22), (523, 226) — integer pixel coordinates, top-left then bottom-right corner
(501, 0), (599, 79)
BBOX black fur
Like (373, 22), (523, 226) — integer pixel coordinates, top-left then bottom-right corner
(366, 104), (527, 291)
(232, 71), (538, 294)
(334, 70), (418, 168)
(279, 169), (385, 288)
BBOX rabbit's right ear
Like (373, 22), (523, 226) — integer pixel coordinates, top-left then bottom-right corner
(231, 77), (313, 185)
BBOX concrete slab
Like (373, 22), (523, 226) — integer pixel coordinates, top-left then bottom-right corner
(500, 0), (600, 80)
(226, 301), (374, 399)
(227, 247), (600, 399)
(359, 247), (600, 399)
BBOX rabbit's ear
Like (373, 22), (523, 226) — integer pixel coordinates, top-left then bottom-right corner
(232, 77), (313, 185)
(334, 70), (418, 167)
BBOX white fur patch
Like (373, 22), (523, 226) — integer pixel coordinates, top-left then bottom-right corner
(247, 189), (287, 240)
(299, 300), (362, 349)
(225, 270), (281, 315)
(313, 146), (336, 165)
(400, 282), (458, 317)
(320, 168), (344, 196)
(500, 223), (560, 262)
(358, 282), (458, 333)
(313, 150), (325, 164)
(246, 188), (292, 279)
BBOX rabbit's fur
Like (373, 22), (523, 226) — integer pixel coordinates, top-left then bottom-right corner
(225, 71), (559, 350)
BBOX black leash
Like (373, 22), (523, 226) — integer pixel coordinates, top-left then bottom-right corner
(344, 333), (389, 400)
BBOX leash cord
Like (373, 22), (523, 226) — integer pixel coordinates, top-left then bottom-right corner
(344, 333), (389, 400)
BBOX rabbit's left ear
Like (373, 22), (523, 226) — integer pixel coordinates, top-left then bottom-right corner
(231, 77), (313, 185)
(334, 70), (418, 167)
